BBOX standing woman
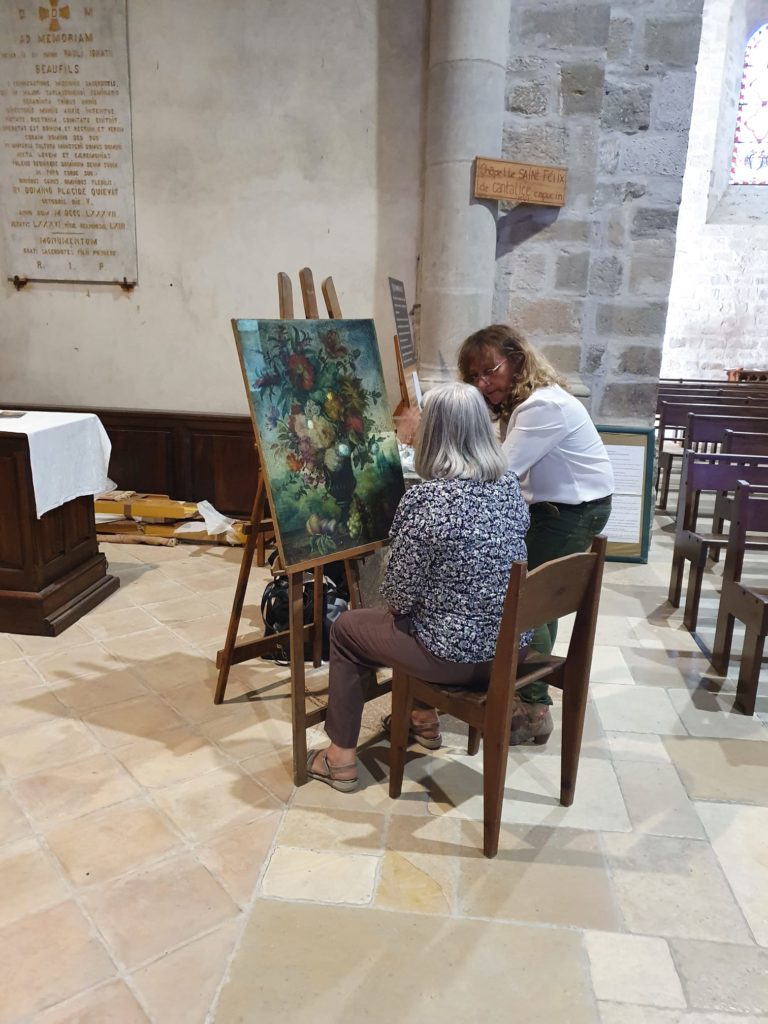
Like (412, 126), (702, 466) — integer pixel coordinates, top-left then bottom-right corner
(458, 324), (614, 745)
(307, 382), (532, 791)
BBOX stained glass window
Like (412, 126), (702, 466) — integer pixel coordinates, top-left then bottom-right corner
(730, 24), (768, 184)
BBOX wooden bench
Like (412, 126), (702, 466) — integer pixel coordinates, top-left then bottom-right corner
(667, 450), (768, 632)
(655, 402), (768, 511)
(711, 432), (768, 552)
(711, 481), (768, 714)
(656, 388), (768, 414)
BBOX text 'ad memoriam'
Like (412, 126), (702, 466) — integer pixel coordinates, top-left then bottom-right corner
(0, 0), (137, 283)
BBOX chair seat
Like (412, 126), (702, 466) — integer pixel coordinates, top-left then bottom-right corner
(428, 653), (566, 705)
(691, 532), (768, 549)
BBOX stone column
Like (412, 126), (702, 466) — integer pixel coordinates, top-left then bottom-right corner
(418, 0), (511, 388)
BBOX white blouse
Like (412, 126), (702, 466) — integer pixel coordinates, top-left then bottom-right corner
(501, 385), (614, 505)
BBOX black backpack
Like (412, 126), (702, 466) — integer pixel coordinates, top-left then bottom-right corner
(260, 558), (347, 664)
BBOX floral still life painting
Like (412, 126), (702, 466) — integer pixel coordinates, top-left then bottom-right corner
(232, 318), (405, 569)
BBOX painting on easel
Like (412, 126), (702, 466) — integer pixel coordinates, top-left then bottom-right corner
(233, 318), (405, 570)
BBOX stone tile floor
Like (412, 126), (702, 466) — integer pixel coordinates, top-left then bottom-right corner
(1, 509), (767, 1023)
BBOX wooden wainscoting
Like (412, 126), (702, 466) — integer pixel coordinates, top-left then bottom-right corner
(0, 405), (259, 518)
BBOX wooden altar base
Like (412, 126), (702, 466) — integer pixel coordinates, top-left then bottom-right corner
(0, 431), (119, 636)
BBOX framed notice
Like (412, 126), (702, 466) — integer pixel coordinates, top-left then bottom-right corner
(0, 0), (137, 284)
(596, 425), (654, 563)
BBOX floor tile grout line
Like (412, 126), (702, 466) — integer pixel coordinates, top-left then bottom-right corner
(205, 801), (291, 1024)
(6, 736), (275, 1021)
(1, 532), (768, 1019)
(1, 769), (160, 1024)
(689, 797), (763, 948)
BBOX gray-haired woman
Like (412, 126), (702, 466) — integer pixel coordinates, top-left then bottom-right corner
(308, 382), (531, 792)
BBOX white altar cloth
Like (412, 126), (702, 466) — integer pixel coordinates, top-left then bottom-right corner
(0, 411), (111, 517)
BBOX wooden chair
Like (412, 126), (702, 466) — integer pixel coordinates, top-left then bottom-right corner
(711, 481), (768, 714)
(388, 535), (607, 859)
(655, 403), (768, 511)
(667, 451), (768, 632)
(710, 432), (768, 556)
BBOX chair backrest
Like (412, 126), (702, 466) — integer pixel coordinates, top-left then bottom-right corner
(733, 481), (768, 533)
(659, 377), (762, 386)
(687, 413), (768, 447)
(675, 451), (768, 532)
(657, 401), (768, 466)
(722, 431), (768, 456)
(489, 535), (607, 695)
(659, 400), (768, 431)
(724, 481), (768, 583)
(657, 390), (768, 413)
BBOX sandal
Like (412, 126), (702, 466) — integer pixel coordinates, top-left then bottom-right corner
(382, 713), (442, 750)
(306, 749), (359, 792)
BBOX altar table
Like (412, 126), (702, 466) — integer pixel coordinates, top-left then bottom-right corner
(0, 411), (119, 635)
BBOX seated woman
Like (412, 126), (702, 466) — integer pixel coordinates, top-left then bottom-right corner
(308, 381), (531, 792)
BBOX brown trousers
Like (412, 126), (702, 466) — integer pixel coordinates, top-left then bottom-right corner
(324, 608), (493, 749)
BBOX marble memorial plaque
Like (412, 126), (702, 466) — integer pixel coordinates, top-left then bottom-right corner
(0, 0), (137, 283)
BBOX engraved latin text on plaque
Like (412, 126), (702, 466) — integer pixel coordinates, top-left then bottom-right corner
(0, 0), (137, 283)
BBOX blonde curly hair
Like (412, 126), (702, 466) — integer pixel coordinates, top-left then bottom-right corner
(457, 324), (568, 416)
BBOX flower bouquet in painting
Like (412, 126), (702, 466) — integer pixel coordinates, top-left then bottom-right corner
(232, 318), (405, 569)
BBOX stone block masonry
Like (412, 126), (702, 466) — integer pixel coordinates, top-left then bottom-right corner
(497, 0), (704, 424)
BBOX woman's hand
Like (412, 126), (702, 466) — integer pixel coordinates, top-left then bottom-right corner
(394, 404), (422, 445)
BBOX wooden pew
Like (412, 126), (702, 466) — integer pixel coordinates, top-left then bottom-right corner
(659, 377), (741, 385)
(656, 388), (768, 414)
(711, 432), (768, 553)
(655, 402), (768, 510)
(711, 480), (768, 714)
(667, 451), (768, 632)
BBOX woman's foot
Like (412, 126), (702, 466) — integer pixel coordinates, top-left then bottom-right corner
(307, 746), (359, 792)
(382, 711), (442, 750)
(509, 703), (553, 746)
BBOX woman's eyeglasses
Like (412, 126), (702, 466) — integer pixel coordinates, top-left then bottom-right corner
(467, 358), (507, 386)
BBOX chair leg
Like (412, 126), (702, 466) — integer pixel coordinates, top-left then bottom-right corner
(710, 493), (725, 563)
(560, 675), (589, 807)
(682, 554), (707, 632)
(467, 726), (481, 756)
(482, 722), (510, 859)
(388, 679), (413, 800)
(734, 627), (765, 716)
(712, 607), (735, 676)
(668, 548), (686, 608)
(657, 455), (671, 512)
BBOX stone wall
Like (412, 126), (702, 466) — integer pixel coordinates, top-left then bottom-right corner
(496, 1), (703, 424)
(662, 0), (768, 379)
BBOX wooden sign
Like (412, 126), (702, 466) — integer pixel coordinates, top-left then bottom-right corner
(473, 156), (566, 207)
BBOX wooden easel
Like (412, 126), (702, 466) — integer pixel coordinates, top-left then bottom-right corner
(214, 269), (392, 785)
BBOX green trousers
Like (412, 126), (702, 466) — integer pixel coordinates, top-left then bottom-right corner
(518, 495), (613, 705)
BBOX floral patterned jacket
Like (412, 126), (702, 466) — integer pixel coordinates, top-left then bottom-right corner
(380, 471), (532, 662)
